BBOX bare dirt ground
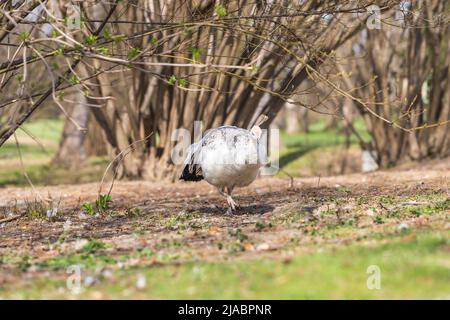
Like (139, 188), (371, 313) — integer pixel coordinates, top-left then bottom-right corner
(0, 159), (449, 295)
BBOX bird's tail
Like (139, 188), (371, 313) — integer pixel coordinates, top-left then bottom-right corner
(179, 164), (204, 182)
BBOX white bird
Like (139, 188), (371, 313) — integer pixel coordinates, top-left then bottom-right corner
(180, 116), (268, 214)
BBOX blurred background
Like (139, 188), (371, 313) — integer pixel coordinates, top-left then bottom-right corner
(1, 1), (448, 187)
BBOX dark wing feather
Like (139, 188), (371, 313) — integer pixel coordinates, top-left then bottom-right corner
(179, 142), (204, 182)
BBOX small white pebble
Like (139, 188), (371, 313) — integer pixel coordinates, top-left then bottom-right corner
(46, 208), (58, 218)
(78, 212), (89, 220)
(73, 239), (89, 251)
(396, 223), (409, 231)
(84, 276), (96, 287)
(136, 274), (146, 289)
(192, 266), (202, 274)
(256, 243), (270, 251)
(102, 270), (113, 279)
(63, 220), (72, 232)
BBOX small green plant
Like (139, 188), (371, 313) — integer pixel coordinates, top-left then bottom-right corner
(336, 186), (352, 194)
(85, 35), (98, 45)
(96, 194), (112, 211)
(19, 31), (29, 41)
(81, 194), (112, 215)
(25, 199), (47, 219)
(250, 64), (260, 74)
(168, 74), (177, 85)
(97, 46), (109, 55)
(379, 195), (395, 205)
(215, 4), (227, 17)
(56, 90), (65, 99)
(374, 215), (384, 224)
(136, 247), (154, 258)
(81, 202), (95, 215)
(19, 255), (31, 272)
(189, 47), (202, 63)
(125, 207), (141, 217)
(69, 74), (80, 85)
(103, 28), (112, 40)
(435, 198), (450, 211)
(255, 221), (272, 231)
(228, 228), (248, 242)
(165, 212), (193, 229)
(357, 196), (369, 205)
(127, 47), (141, 60)
(80, 239), (108, 254)
(112, 35), (125, 44)
(178, 78), (188, 88)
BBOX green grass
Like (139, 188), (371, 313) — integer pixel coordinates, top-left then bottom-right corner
(0, 119), (63, 160)
(1, 231), (448, 299)
(16, 118), (64, 142)
(278, 118), (370, 176)
(0, 157), (109, 186)
(38, 240), (115, 270)
(0, 118), (111, 186)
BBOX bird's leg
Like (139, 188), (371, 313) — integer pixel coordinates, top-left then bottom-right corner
(217, 187), (227, 197)
(226, 195), (236, 210)
(225, 186), (239, 214)
(217, 187), (233, 214)
(225, 197), (234, 215)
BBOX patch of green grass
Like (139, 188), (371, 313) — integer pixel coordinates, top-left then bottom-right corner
(40, 253), (116, 270)
(125, 207), (141, 217)
(270, 210), (309, 226)
(156, 238), (184, 250)
(80, 240), (109, 254)
(136, 248), (154, 258)
(336, 186), (352, 194)
(39, 240), (114, 270)
(228, 228), (248, 242)
(24, 199), (49, 219)
(21, 119), (64, 141)
(373, 215), (384, 224)
(0, 157), (109, 187)
(379, 195), (396, 205)
(278, 118), (370, 177)
(255, 220), (272, 231)
(3, 232), (449, 299)
(406, 199), (450, 217)
(0, 118), (110, 187)
(164, 212), (207, 230)
(0, 119), (63, 159)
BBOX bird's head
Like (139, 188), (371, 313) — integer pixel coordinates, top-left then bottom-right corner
(250, 125), (262, 139)
(250, 114), (268, 139)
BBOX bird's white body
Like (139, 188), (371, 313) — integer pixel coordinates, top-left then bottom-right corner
(200, 126), (263, 189)
(181, 124), (267, 213)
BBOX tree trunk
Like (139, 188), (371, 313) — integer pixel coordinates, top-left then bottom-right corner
(52, 93), (89, 168)
(341, 1), (450, 167)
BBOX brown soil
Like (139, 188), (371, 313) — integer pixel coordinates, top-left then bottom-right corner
(0, 160), (449, 287)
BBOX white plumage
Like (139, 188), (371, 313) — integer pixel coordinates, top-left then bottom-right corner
(180, 117), (268, 214)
